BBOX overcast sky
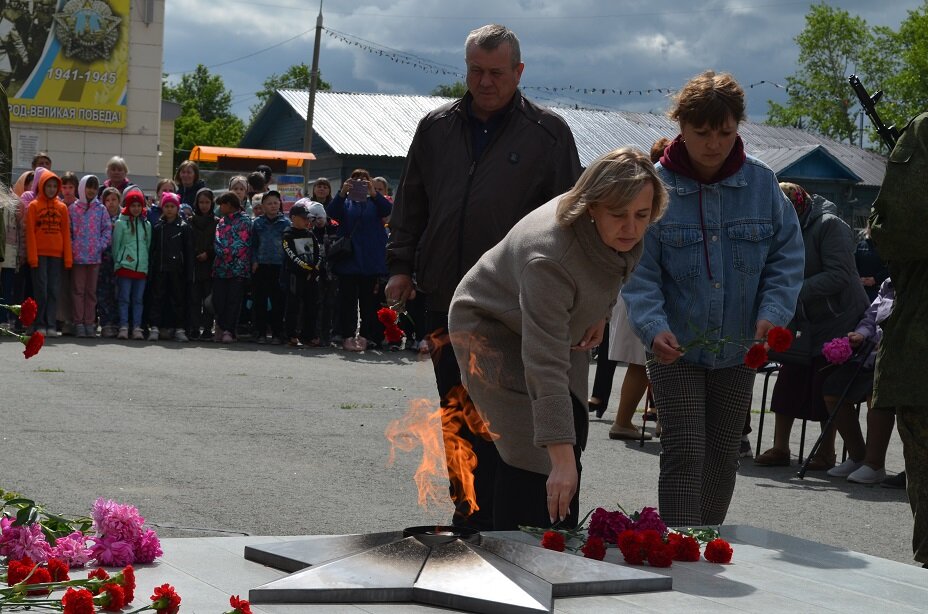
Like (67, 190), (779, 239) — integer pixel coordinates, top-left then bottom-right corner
(162, 0), (922, 123)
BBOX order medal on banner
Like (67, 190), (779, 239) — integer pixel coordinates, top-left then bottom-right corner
(4, 0), (129, 129)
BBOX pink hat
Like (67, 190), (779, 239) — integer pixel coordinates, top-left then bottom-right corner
(160, 191), (181, 208)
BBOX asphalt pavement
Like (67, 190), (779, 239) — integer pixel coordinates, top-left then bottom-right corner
(0, 336), (916, 566)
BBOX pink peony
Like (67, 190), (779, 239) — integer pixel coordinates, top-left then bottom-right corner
(92, 498), (145, 540)
(92, 535), (135, 567)
(822, 337), (853, 365)
(134, 529), (162, 564)
(631, 507), (668, 535)
(0, 516), (53, 562)
(50, 531), (93, 567)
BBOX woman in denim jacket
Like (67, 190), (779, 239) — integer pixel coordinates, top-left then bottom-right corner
(621, 71), (805, 527)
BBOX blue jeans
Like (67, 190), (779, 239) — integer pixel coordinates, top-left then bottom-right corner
(117, 276), (147, 328)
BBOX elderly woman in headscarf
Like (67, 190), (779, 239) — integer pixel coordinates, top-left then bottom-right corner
(449, 147), (668, 530)
(754, 182), (870, 470)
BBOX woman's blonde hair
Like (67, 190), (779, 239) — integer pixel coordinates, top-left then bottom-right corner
(556, 147), (668, 226)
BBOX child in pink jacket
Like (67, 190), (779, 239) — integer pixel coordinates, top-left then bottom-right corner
(68, 175), (111, 337)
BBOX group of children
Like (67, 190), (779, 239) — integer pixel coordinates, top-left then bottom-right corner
(0, 155), (348, 347)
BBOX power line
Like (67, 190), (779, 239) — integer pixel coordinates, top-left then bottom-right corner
(165, 27), (314, 76)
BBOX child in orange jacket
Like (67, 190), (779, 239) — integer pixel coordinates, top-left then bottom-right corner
(25, 171), (72, 334)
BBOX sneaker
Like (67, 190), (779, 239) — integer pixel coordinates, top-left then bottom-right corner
(739, 437), (753, 458)
(221, 331), (234, 344)
(117, 327), (129, 340)
(74, 324), (86, 338)
(148, 327), (160, 341)
(175, 330), (189, 342)
(102, 325), (118, 338)
(847, 465), (886, 484)
(213, 328), (223, 343)
(881, 471), (906, 489)
(132, 327), (145, 340)
(256, 335), (267, 344)
(827, 457), (863, 478)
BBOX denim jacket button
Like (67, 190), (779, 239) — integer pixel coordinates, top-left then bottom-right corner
(714, 282), (721, 289)
(711, 235), (718, 242)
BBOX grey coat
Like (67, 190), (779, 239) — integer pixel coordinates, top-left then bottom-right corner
(796, 195), (870, 353)
(449, 197), (642, 474)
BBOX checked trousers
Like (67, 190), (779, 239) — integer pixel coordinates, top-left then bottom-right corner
(647, 358), (756, 527)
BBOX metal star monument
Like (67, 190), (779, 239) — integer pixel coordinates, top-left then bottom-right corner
(245, 526), (671, 614)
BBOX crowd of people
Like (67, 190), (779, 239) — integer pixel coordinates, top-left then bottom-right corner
(1, 20), (922, 569)
(0, 153), (428, 352)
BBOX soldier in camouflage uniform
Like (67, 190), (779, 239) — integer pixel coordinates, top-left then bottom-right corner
(869, 110), (928, 567)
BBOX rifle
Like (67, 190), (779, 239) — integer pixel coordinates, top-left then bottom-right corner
(849, 74), (899, 151)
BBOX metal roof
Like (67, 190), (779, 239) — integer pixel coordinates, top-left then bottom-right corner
(278, 90), (887, 186)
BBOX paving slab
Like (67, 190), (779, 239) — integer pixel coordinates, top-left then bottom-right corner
(125, 526), (927, 613)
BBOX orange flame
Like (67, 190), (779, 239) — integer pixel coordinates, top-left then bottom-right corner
(385, 398), (448, 509)
(385, 330), (499, 517)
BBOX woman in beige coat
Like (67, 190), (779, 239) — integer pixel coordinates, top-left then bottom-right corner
(449, 147), (668, 530)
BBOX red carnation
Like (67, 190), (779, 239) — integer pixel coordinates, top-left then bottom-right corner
(704, 537), (734, 564)
(646, 540), (675, 568)
(228, 595), (253, 614)
(19, 298), (38, 326)
(118, 565), (136, 603)
(617, 530), (645, 565)
(97, 583), (126, 612)
(377, 307), (398, 327)
(62, 587), (97, 614)
(766, 326), (793, 352)
(673, 535), (701, 562)
(151, 583), (181, 614)
(48, 557), (70, 581)
(22, 330), (44, 359)
(580, 536), (606, 560)
(7, 557), (34, 585)
(541, 530), (566, 552)
(744, 343), (768, 369)
(7, 558), (52, 595)
(88, 568), (110, 590)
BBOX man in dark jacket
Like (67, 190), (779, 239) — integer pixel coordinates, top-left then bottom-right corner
(869, 110), (928, 568)
(386, 24), (581, 530)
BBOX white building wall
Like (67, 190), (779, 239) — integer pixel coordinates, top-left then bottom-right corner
(10, 0), (165, 192)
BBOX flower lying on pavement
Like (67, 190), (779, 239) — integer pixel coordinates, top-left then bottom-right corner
(521, 504), (734, 568)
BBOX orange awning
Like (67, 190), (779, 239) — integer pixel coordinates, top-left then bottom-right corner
(189, 145), (315, 167)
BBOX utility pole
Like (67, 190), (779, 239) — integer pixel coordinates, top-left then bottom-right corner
(302, 0), (323, 197)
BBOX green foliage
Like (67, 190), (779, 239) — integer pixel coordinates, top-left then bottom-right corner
(249, 63), (332, 124)
(862, 2), (928, 144)
(162, 65), (244, 168)
(765, 3), (871, 145)
(431, 81), (468, 98)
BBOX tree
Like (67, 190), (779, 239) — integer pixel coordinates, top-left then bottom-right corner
(862, 2), (928, 143)
(766, 3), (871, 145)
(162, 65), (244, 168)
(431, 82), (467, 98)
(248, 63), (332, 123)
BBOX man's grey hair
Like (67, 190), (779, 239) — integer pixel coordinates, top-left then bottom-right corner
(465, 24), (521, 66)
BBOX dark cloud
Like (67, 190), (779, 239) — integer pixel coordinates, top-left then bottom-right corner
(163, 0), (920, 122)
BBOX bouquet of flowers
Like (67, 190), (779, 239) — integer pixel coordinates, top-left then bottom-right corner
(1, 491), (258, 613)
(822, 336), (854, 365)
(377, 307), (405, 345)
(1, 492), (162, 568)
(0, 297), (45, 359)
(521, 504), (733, 568)
(667, 324), (793, 370)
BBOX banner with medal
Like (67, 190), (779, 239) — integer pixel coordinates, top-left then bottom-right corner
(4, 0), (129, 129)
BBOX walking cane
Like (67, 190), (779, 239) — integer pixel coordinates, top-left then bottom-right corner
(796, 338), (876, 479)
